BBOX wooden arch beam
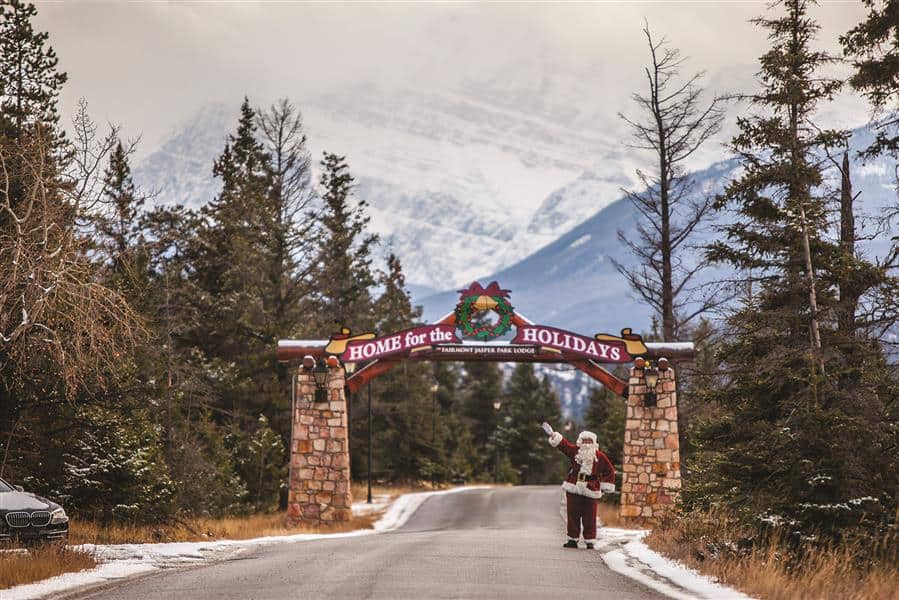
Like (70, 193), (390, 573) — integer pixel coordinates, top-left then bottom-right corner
(278, 312), (694, 398)
(342, 310), (631, 396)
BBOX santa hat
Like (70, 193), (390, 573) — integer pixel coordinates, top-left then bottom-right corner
(577, 431), (597, 444)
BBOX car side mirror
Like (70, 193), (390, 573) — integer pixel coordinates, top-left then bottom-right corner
(14, 485), (23, 492)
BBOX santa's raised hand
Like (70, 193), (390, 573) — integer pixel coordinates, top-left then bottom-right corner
(542, 422), (563, 446)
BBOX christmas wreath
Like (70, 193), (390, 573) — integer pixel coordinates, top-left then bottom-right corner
(454, 281), (514, 341)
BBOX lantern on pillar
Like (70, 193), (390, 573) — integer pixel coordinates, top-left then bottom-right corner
(643, 362), (660, 407)
(312, 360), (329, 403)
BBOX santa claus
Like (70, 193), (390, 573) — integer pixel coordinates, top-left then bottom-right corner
(542, 422), (616, 549)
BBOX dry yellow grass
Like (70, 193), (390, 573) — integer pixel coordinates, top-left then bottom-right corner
(0, 546), (96, 590)
(598, 502), (627, 528)
(645, 511), (899, 600)
(69, 511), (381, 546)
(71, 482), (433, 546)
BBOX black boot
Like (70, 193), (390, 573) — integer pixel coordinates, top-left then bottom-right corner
(585, 543), (595, 550)
(563, 540), (578, 548)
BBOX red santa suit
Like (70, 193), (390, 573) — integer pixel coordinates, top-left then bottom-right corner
(547, 429), (616, 547)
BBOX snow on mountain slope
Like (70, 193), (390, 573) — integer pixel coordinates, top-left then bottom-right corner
(132, 86), (895, 422)
(133, 82), (634, 289)
(423, 123), (897, 334)
(528, 171), (632, 236)
(422, 123), (897, 421)
(134, 103), (230, 204)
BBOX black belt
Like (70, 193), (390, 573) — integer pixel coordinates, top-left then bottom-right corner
(573, 472), (598, 482)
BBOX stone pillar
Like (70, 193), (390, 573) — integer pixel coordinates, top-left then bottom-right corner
(286, 364), (352, 526)
(620, 361), (681, 524)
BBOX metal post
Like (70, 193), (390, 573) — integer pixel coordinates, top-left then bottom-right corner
(431, 386), (436, 488)
(346, 387), (351, 458)
(287, 373), (296, 513)
(367, 381), (373, 504)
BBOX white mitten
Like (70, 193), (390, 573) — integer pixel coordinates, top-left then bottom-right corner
(600, 482), (616, 493)
(541, 422), (554, 435)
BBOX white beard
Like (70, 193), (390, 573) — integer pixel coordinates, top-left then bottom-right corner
(575, 442), (596, 475)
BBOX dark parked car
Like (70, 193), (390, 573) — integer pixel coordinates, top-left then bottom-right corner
(0, 477), (68, 545)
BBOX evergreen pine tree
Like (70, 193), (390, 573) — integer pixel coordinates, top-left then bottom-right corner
(431, 362), (477, 482)
(501, 364), (565, 484)
(95, 139), (148, 295)
(196, 98), (273, 321)
(0, 0), (67, 144)
(99, 141), (143, 260)
(186, 98), (290, 505)
(696, 0), (897, 537)
(228, 415), (286, 512)
(191, 97), (274, 396)
(842, 1), (899, 158)
(582, 386), (625, 465)
(58, 406), (176, 523)
(366, 254), (435, 481)
(459, 362), (504, 477)
(138, 204), (249, 515)
(313, 152), (378, 335)
(0, 0), (68, 215)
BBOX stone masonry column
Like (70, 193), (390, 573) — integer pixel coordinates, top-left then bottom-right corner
(286, 363), (352, 526)
(620, 360), (681, 524)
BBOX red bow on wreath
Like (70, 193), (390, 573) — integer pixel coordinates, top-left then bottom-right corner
(457, 281), (511, 299)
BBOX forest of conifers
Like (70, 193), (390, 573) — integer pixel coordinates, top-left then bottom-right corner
(0, 0), (896, 552)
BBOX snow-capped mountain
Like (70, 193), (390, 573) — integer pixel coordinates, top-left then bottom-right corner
(133, 81), (640, 290)
(423, 123), (896, 333)
(424, 123), (897, 421)
(132, 84), (895, 422)
(419, 157), (739, 335)
(135, 103), (230, 205)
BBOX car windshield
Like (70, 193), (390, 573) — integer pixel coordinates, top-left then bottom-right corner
(0, 479), (14, 492)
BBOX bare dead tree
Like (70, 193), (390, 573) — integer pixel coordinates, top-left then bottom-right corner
(256, 98), (318, 309)
(613, 23), (728, 341)
(0, 105), (143, 403)
(818, 145), (899, 344)
(835, 151), (862, 337)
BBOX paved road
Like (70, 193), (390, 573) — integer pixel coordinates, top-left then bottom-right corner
(72, 487), (665, 600)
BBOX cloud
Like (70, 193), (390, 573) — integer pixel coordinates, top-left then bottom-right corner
(34, 2), (867, 156)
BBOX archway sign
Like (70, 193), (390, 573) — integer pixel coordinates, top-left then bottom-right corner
(278, 281), (694, 527)
(278, 281), (693, 396)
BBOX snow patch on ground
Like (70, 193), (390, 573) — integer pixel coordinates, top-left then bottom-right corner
(5, 487), (484, 600)
(374, 485), (490, 532)
(352, 494), (392, 515)
(598, 528), (755, 600)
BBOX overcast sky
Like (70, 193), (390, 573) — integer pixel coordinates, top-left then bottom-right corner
(36, 1), (868, 157)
